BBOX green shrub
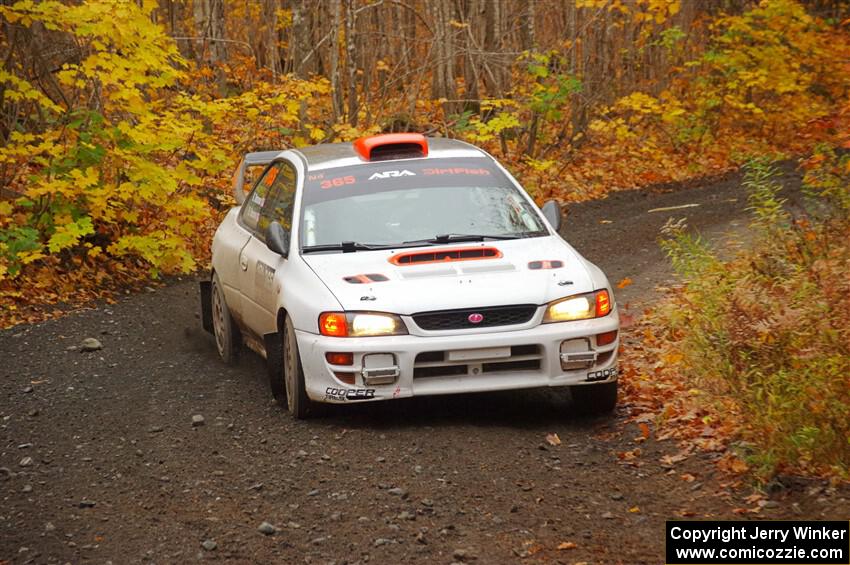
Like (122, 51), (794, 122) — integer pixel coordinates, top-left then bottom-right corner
(655, 159), (850, 480)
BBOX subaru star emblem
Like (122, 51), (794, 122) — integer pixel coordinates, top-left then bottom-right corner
(468, 313), (484, 324)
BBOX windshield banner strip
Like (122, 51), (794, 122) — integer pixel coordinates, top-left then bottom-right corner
(301, 158), (511, 206)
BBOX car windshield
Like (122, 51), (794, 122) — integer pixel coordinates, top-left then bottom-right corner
(299, 158), (547, 249)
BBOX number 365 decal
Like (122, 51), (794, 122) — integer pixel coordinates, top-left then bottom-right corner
(320, 175), (355, 189)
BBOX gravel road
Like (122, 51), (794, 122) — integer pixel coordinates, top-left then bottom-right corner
(2, 165), (846, 564)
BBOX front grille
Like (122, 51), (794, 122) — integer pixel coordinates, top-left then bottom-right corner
(413, 345), (543, 379)
(412, 304), (537, 331)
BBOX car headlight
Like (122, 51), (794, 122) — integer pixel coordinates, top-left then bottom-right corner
(544, 290), (612, 323)
(319, 312), (408, 337)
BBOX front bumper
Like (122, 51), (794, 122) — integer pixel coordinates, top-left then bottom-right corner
(296, 311), (619, 404)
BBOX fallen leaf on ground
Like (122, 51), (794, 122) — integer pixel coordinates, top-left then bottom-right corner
(545, 433), (561, 446)
(557, 541), (578, 550)
(617, 277), (633, 289)
(618, 448), (641, 460)
(629, 506), (641, 513)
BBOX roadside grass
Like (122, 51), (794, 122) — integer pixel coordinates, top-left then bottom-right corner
(624, 155), (850, 482)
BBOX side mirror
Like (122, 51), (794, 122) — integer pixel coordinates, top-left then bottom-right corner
(266, 221), (289, 258)
(541, 200), (562, 232)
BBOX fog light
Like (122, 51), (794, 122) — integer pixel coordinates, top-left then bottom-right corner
(596, 330), (618, 346)
(361, 353), (399, 385)
(326, 352), (354, 365)
(560, 338), (596, 370)
(334, 371), (355, 385)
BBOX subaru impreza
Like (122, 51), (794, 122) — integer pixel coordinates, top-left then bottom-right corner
(201, 134), (619, 418)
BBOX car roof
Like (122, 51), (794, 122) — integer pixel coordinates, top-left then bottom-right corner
(291, 137), (489, 172)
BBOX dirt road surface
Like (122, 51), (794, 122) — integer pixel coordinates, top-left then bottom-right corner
(2, 166), (847, 564)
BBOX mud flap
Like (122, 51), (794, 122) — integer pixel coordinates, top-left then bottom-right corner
(264, 332), (285, 402)
(199, 281), (213, 335)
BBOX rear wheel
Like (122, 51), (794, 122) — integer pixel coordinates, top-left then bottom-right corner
(211, 273), (239, 364)
(570, 381), (618, 415)
(283, 315), (315, 419)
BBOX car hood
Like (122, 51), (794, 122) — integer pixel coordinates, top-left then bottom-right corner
(300, 237), (596, 314)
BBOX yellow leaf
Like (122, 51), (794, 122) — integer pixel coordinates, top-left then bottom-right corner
(662, 351), (684, 365)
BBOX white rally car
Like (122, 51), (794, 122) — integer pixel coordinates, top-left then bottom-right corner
(201, 134), (619, 418)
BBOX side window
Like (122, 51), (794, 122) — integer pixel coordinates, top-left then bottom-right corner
(240, 163), (281, 233)
(258, 161), (298, 238)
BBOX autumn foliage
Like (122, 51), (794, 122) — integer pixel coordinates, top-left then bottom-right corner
(1, 0), (849, 327)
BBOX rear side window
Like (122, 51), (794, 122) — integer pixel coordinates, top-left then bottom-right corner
(240, 163), (280, 233)
(258, 161), (298, 238)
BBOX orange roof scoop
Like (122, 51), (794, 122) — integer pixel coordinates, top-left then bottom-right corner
(353, 133), (428, 161)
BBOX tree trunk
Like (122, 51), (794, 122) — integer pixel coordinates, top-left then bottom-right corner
(259, 0), (280, 78)
(329, 0), (343, 121)
(289, 0), (306, 76)
(483, 0), (504, 96)
(345, 0), (358, 126)
(522, 0), (536, 51)
(429, 0), (457, 114)
(193, 0), (227, 64)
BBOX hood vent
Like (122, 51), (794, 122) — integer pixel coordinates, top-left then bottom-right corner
(343, 273), (389, 284)
(528, 260), (564, 270)
(389, 246), (502, 266)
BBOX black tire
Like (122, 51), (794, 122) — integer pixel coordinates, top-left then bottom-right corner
(570, 381), (618, 415)
(266, 331), (286, 405)
(283, 315), (316, 419)
(211, 273), (240, 364)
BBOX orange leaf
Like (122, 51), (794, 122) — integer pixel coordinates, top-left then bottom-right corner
(617, 277), (633, 289)
(639, 422), (650, 439)
(629, 506), (641, 513)
(558, 542), (578, 550)
(545, 433), (561, 446)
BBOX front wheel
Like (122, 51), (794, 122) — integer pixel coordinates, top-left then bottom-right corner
(283, 315), (316, 419)
(570, 381), (618, 415)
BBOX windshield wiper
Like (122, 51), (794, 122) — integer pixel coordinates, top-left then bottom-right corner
(302, 241), (389, 254)
(403, 232), (541, 245)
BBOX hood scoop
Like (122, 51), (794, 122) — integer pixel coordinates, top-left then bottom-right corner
(389, 246), (502, 266)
